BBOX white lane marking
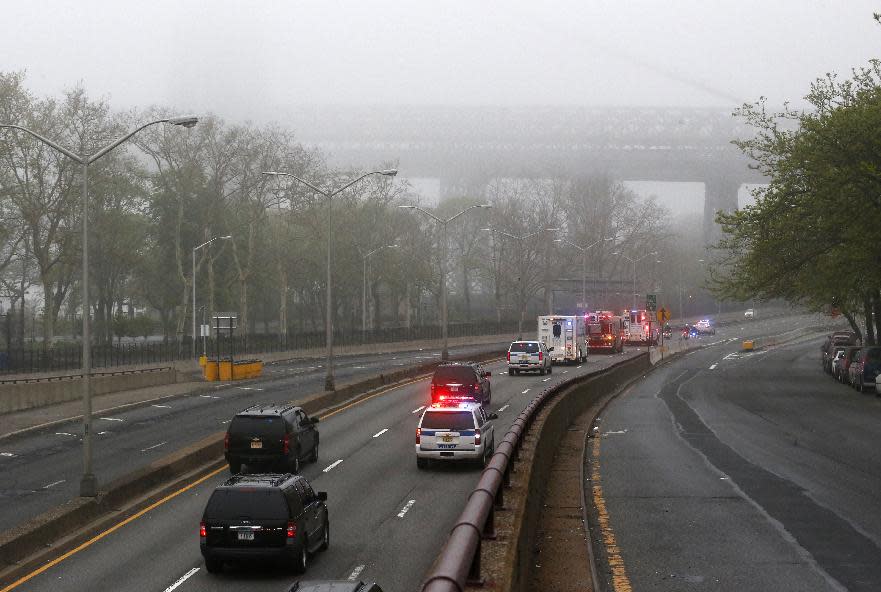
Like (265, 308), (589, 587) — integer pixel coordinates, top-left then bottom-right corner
(97, 431), (110, 435)
(498, 404), (510, 412)
(577, 365), (583, 369)
(200, 395), (219, 399)
(373, 428), (389, 438)
(152, 404), (171, 409)
(323, 459), (343, 473)
(221, 420), (230, 424)
(723, 353), (740, 360)
(43, 479), (65, 489)
(55, 432), (77, 437)
(412, 406), (426, 414)
(348, 565), (366, 581)
(522, 389), (530, 394)
(709, 364), (718, 370)
(602, 429), (628, 436)
(394, 363), (406, 366)
(0, 452), (15, 457)
(163, 567), (200, 592)
(237, 386), (253, 390)
(562, 370), (569, 374)
(141, 441), (167, 452)
(397, 499), (416, 518)
(99, 417), (123, 422)
(542, 378), (551, 382)
(353, 366), (366, 369)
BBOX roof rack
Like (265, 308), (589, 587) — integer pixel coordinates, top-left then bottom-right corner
(222, 473), (298, 488)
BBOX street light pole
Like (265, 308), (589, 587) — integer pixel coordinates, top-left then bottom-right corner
(192, 235), (232, 358)
(1, 115), (198, 497)
(362, 244), (398, 332)
(264, 169), (397, 391)
(401, 204), (493, 359)
(611, 250), (658, 310)
(482, 227), (558, 339)
(552, 237), (614, 313)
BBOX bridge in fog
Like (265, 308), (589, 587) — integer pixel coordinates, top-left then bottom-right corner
(288, 105), (765, 236)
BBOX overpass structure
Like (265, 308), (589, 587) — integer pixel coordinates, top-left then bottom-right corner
(287, 105), (766, 237)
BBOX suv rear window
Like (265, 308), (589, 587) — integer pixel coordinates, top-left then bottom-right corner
(204, 489), (288, 520)
(432, 366), (477, 384)
(230, 416), (284, 437)
(421, 411), (476, 431)
(509, 342), (539, 353)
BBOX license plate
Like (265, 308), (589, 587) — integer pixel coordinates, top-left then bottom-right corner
(438, 444), (456, 449)
(449, 385), (459, 392)
(442, 435), (454, 442)
(250, 440), (262, 449)
(519, 355), (528, 360)
(237, 531), (254, 541)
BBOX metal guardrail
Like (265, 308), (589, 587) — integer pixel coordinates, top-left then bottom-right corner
(0, 366), (172, 385)
(421, 381), (561, 591)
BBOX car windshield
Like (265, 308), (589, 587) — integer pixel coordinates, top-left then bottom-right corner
(204, 489), (289, 521)
(421, 411), (475, 431)
(433, 367), (477, 384)
(510, 342), (540, 353)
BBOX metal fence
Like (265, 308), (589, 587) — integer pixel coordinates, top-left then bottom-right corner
(0, 320), (520, 375)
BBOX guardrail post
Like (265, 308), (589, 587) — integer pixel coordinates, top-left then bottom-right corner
(466, 538), (484, 587)
(483, 506), (497, 540)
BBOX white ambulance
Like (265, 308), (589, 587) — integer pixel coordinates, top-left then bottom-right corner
(537, 315), (588, 364)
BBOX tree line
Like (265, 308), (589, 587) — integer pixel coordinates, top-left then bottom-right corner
(1, 71), (688, 351)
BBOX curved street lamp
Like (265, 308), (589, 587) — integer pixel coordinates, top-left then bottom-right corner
(0, 115), (199, 497)
(399, 204), (492, 359)
(263, 169), (397, 391)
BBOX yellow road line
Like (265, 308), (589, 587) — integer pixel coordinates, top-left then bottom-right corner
(591, 433), (633, 592)
(1, 465), (227, 592)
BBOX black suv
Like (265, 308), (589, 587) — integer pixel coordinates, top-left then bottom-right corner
(225, 404), (319, 474)
(200, 473), (329, 574)
(429, 362), (491, 406)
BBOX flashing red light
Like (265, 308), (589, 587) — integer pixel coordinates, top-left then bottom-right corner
(644, 324), (649, 334)
(223, 432), (229, 451)
(200, 521), (207, 538)
(282, 433), (290, 455)
(416, 427), (421, 444)
(287, 521), (297, 538)
(474, 428), (481, 446)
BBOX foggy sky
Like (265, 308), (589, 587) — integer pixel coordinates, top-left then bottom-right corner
(2, 1), (879, 122)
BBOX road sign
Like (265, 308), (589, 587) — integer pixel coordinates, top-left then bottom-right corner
(646, 293), (657, 312)
(656, 307), (670, 323)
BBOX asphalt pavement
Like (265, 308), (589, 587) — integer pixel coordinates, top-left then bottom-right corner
(590, 320), (880, 591)
(0, 341), (508, 532)
(3, 341), (639, 592)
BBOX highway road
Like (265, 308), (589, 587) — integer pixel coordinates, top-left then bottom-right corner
(4, 343), (641, 592)
(591, 322), (880, 591)
(0, 341), (509, 532)
(0, 313), (816, 592)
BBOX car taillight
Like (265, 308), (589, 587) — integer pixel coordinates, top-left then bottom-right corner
(474, 429), (481, 445)
(223, 432), (229, 451)
(416, 428), (421, 444)
(282, 433), (289, 455)
(200, 522), (207, 538)
(507, 351), (511, 362)
(538, 351), (543, 361)
(644, 324), (649, 334)
(287, 521), (296, 538)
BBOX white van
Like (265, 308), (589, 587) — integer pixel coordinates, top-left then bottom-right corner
(538, 315), (587, 364)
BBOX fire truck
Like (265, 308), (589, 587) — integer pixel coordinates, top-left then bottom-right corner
(626, 309), (659, 345)
(537, 315), (588, 364)
(587, 311), (625, 353)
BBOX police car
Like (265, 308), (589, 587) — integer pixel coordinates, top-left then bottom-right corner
(415, 402), (497, 469)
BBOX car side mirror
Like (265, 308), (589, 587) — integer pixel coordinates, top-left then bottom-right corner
(487, 412), (499, 420)
(311, 416), (320, 424)
(484, 371), (491, 377)
(317, 491), (328, 502)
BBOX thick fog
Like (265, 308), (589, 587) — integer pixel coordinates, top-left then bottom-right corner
(2, 0), (879, 120)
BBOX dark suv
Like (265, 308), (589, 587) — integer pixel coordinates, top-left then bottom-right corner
(288, 582), (384, 592)
(225, 404), (319, 474)
(430, 362), (491, 406)
(200, 473), (329, 574)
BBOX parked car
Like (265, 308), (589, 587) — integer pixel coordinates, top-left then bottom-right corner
(830, 348), (847, 380)
(225, 404), (320, 474)
(849, 345), (881, 392)
(839, 347), (862, 384)
(506, 340), (552, 375)
(824, 336), (857, 373)
(288, 582), (384, 592)
(429, 362), (491, 406)
(200, 473), (329, 574)
(416, 402), (497, 468)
